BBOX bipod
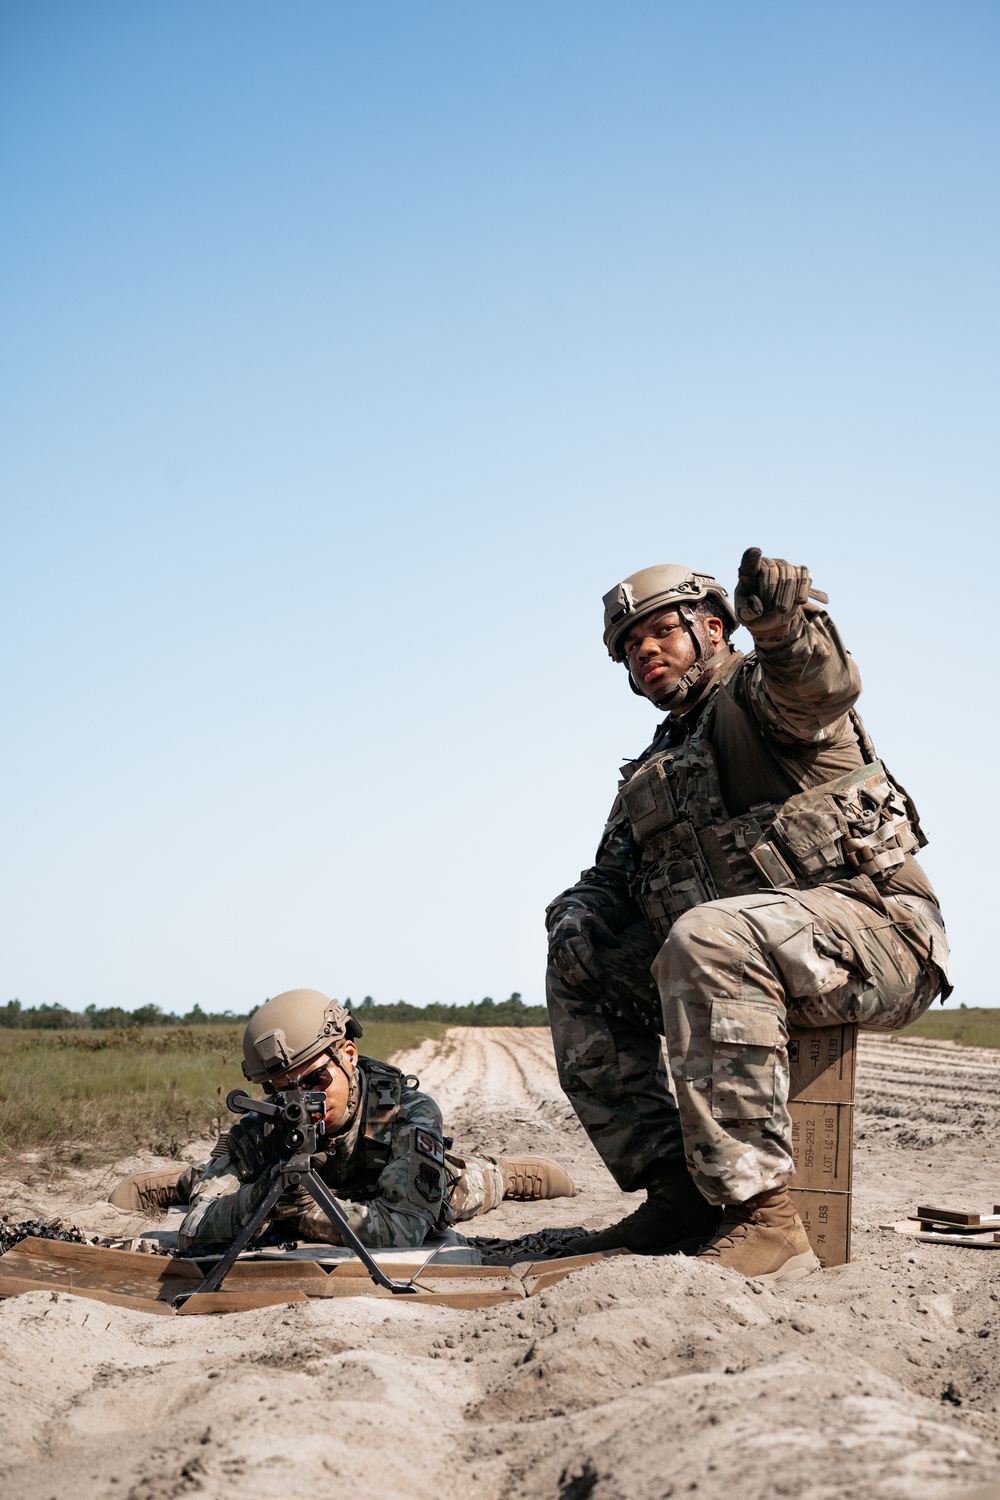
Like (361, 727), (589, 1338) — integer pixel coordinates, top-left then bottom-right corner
(173, 1088), (420, 1306)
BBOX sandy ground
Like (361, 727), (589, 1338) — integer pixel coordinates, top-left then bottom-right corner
(2, 1025), (1000, 1500)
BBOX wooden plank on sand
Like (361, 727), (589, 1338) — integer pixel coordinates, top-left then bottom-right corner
(887, 1220), (1000, 1247)
(0, 1274), (176, 1313)
(916, 1206), (1000, 1227)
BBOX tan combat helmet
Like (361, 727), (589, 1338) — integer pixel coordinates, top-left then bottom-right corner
(242, 988), (363, 1085)
(602, 564), (738, 662)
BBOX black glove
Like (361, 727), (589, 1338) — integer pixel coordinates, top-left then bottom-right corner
(271, 1181), (314, 1222)
(548, 908), (621, 992)
(226, 1111), (282, 1184)
(735, 547), (815, 633)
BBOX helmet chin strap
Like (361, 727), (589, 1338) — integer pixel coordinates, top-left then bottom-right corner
(325, 1045), (362, 1135)
(631, 606), (717, 711)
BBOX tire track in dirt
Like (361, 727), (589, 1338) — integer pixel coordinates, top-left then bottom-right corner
(394, 1026), (577, 1148)
(857, 1034), (1000, 1141)
(403, 1025), (1000, 1139)
(401, 1024), (1000, 1165)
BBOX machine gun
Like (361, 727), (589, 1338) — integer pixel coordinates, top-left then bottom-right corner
(178, 1086), (419, 1304)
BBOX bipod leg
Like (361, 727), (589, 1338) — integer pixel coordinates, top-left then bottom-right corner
(173, 1168), (287, 1306)
(302, 1169), (419, 1293)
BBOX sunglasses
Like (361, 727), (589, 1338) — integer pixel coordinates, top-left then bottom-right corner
(262, 1061), (335, 1096)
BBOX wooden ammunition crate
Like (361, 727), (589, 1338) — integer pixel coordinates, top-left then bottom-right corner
(787, 1022), (856, 1104)
(790, 1100), (852, 1192)
(793, 1189), (852, 1269)
(787, 1022), (856, 1266)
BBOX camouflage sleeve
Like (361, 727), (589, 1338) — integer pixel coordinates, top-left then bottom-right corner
(333, 1088), (448, 1250)
(176, 1150), (265, 1250)
(545, 792), (644, 933)
(743, 605), (863, 747)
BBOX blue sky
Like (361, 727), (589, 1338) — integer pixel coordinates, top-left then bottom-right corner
(1, 2), (996, 1012)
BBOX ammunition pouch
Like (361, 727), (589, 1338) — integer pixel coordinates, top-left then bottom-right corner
(771, 760), (921, 880)
(356, 1057), (408, 1184)
(620, 730), (924, 944)
(630, 809), (796, 942)
(356, 1060), (455, 1230)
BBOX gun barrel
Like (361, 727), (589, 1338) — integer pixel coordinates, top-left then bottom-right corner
(226, 1088), (280, 1120)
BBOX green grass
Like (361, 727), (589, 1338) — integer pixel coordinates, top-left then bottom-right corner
(901, 1007), (1000, 1050)
(10, 1006), (994, 1169)
(0, 1020), (446, 1166)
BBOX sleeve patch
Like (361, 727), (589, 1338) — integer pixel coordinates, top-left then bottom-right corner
(414, 1162), (443, 1204)
(415, 1128), (445, 1164)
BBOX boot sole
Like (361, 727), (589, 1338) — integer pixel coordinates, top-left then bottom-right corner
(750, 1249), (822, 1286)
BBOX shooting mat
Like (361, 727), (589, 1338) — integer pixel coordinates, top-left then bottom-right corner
(0, 1236), (620, 1314)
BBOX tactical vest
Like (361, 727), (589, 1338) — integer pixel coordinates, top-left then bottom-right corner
(617, 684), (924, 945)
(319, 1055), (416, 1199)
(322, 1057), (457, 1229)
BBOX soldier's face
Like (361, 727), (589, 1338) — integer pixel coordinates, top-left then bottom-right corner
(621, 606), (723, 705)
(276, 1043), (359, 1129)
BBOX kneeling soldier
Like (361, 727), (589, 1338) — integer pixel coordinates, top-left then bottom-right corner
(548, 550), (950, 1282)
(111, 989), (573, 1250)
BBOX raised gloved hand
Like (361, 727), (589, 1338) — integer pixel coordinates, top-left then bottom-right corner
(735, 547), (822, 637)
(548, 907), (621, 992)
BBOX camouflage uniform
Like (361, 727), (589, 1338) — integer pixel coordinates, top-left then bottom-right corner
(177, 1055), (504, 1251)
(547, 604), (951, 1205)
(546, 921), (683, 1191)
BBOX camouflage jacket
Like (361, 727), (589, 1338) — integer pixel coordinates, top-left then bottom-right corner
(548, 604), (940, 936)
(177, 1057), (450, 1252)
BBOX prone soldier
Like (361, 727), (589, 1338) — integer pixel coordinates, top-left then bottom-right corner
(547, 551), (950, 1283)
(111, 989), (574, 1250)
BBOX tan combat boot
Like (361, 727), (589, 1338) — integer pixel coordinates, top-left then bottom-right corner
(108, 1168), (188, 1214)
(562, 1167), (722, 1256)
(498, 1156), (576, 1201)
(696, 1186), (820, 1284)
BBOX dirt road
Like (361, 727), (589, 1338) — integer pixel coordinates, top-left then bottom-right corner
(3, 1027), (1000, 1500)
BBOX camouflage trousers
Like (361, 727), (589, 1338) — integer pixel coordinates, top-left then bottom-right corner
(653, 888), (951, 1205)
(546, 921), (687, 1191)
(445, 1150), (506, 1220)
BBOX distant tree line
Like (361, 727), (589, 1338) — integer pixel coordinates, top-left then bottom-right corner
(346, 993), (548, 1026)
(0, 1000), (252, 1030)
(0, 992), (549, 1030)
